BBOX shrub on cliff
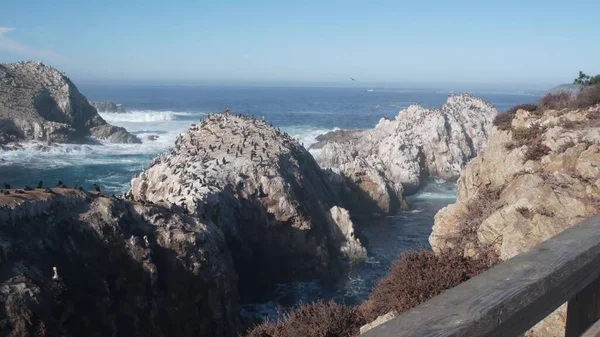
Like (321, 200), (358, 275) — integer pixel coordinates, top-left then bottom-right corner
(247, 250), (498, 337)
(359, 250), (498, 322)
(538, 91), (573, 110)
(572, 84), (600, 108)
(246, 300), (364, 337)
(493, 104), (537, 131)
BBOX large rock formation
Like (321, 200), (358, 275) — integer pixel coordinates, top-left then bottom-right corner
(0, 188), (239, 337)
(430, 103), (600, 337)
(90, 100), (128, 113)
(128, 113), (365, 297)
(315, 94), (497, 214)
(0, 61), (139, 144)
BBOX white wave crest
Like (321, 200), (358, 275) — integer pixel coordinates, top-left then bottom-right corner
(99, 110), (195, 123)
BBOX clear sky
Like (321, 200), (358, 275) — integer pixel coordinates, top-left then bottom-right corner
(1, 0), (599, 88)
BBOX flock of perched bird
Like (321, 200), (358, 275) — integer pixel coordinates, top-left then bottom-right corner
(1, 181), (102, 195)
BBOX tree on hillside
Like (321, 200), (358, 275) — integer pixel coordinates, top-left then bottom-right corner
(574, 71), (600, 86)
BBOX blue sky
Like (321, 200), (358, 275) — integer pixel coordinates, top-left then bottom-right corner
(1, 0), (599, 88)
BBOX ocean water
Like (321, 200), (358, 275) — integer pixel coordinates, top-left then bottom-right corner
(0, 85), (539, 317)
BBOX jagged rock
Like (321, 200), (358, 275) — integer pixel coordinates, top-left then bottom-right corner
(128, 113), (365, 297)
(310, 129), (362, 149)
(146, 135), (159, 141)
(0, 61), (140, 144)
(327, 206), (367, 261)
(89, 100), (127, 113)
(315, 94), (497, 214)
(430, 103), (600, 337)
(0, 188), (239, 336)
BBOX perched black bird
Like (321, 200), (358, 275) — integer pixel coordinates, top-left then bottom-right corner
(24, 185), (33, 191)
(44, 187), (53, 193)
(93, 184), (101, 193)
(3, 183), (10, 189)
(37, 181), (43, 189)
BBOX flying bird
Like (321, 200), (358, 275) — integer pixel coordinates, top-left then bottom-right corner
(349, 77), (356, 81)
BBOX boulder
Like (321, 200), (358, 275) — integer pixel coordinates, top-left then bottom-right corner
(89, 100), (128, 113)
(127, 113), (365, 297)
(315, 94), (497, 214)
(0, 188), (239, 336)
(430, 103), (600, 337)
(0, 61), (140, 144)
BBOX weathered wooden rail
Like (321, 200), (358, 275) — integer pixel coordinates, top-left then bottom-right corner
(361, 214), (600, 337)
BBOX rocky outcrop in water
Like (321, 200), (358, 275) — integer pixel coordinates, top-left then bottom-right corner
(128, 113), (365, 297)
(90, 100), (128, 113)
(0, 188), (239, 337)
(430, 103), (600, 337)
(0, 61), (140, 145)
(315, 94), (497, 215)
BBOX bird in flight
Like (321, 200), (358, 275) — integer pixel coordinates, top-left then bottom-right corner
(349, 77), (356, 81)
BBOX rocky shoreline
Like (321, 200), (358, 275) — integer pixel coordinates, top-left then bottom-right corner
(2, 61), (534, 337)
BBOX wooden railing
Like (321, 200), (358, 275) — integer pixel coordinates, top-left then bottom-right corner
(361, 214), (600, 337)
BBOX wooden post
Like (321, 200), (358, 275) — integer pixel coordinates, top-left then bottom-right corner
(566, 277), (600, 337)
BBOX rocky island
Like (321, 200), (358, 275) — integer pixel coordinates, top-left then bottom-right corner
(314, 94), (497, 215)
(128, 112), (366, 296)
(0, 61), (139, 145)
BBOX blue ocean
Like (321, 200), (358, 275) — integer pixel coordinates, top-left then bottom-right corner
(0, 85), (539, 317)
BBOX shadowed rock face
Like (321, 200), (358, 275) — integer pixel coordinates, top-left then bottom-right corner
(0, 61), (139, 144)
(430, 103), (600, 337)
(315, 94), (497, 215)
(0, 188), (239, 337)
(128, 113), (365, 298)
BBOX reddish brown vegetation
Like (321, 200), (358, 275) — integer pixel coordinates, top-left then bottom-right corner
(524, 142), (551, 161)
(359, 250), (498, 322)
(246, 250), (498, 337)
(493, 104), (538, 131)
(246, 300), (364, 337)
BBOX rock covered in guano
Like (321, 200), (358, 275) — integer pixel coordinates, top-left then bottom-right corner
(128, 112), (366, 293)
(0, 188), (239, 337)
(315, 94), (497, 214)
(0, 61), (139, 145)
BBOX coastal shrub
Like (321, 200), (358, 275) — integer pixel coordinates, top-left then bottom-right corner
(572, 84), (600, 108)
(358, 250), (498, 322)
(512, 124), (544, 147)
(524, 142), (551, 161)
(493, 111), (517, 131)
(493, 104), (538, 131)
(538, 91), (572, 110)
(246, 300), (364, 337)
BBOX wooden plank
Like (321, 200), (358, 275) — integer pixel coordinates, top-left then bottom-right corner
(361, 214), (600, 337)
(581, 318), (600, 337)
(566, 277), (600, 337)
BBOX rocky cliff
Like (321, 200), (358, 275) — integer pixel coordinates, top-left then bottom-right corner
(430, 103), (600, 336)
(128, 113), (365, 297)
(90, 100), (128, 113)
(0, 61), (139, 144)
(0, 188), (239, 337)
(315, 94), (497, 215)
